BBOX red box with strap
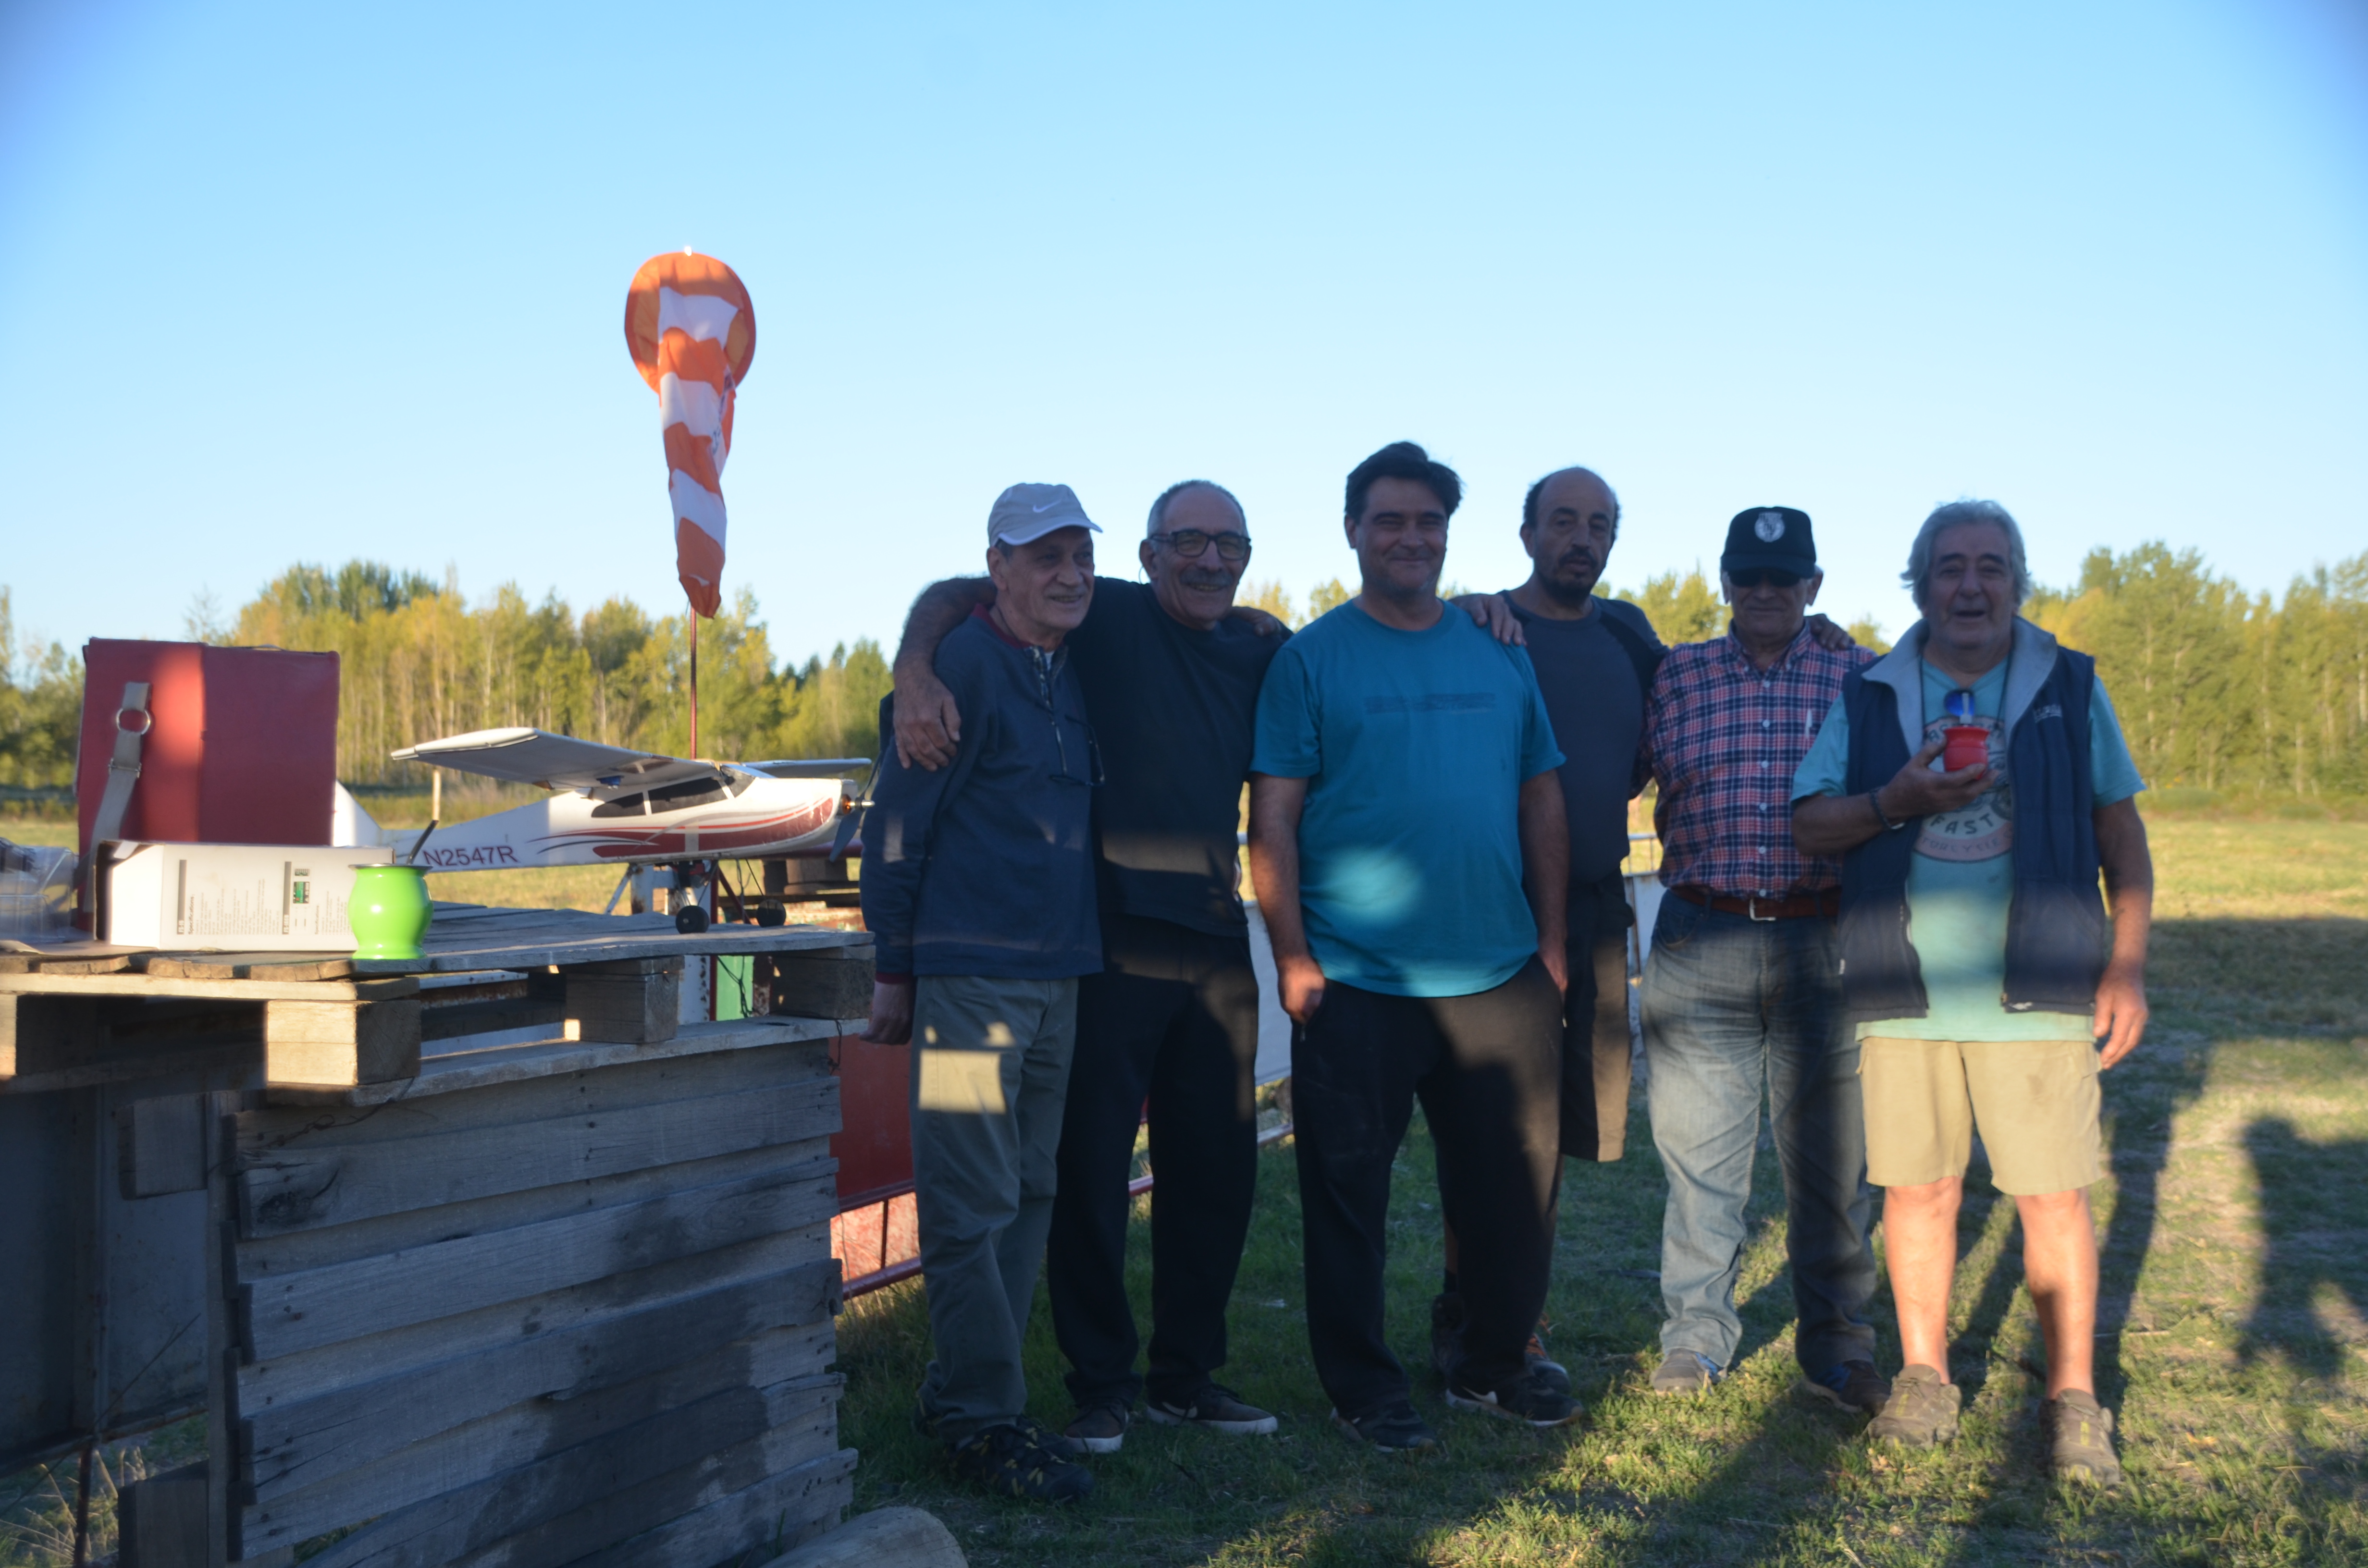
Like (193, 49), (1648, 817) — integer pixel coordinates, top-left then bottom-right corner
(76, 640), (341, 880)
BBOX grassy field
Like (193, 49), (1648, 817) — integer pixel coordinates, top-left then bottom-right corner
(833, 816), (2368, 1567)
(3, 813), (2363, 1564)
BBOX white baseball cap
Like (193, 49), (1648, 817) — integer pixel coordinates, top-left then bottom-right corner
(988, 483), (1101, 547)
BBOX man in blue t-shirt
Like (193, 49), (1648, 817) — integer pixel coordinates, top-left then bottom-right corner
(1793, 500), (2155, 1488)
(1248, 441), (1578, 1449)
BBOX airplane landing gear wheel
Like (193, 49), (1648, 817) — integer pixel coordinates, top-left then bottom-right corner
(674, 903), (711, 934)
(756, 903), (787, 928)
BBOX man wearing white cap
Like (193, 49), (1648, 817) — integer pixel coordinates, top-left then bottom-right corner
(859, 482), (1104, 1503)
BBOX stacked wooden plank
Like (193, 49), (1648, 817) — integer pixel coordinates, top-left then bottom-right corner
(210, 1030), (853, 1566)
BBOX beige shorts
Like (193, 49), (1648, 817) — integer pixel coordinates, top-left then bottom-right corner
(1859, 1036), (2103, 1195)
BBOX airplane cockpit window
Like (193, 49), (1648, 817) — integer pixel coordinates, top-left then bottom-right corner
(590, 772), (754, 818)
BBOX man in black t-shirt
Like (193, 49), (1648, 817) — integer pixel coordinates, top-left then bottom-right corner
(889, 479), (1287, 1454)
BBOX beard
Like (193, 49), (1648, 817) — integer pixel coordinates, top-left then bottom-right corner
(1368, 559), (1443, 605)
(1539, 552), (1601, 608)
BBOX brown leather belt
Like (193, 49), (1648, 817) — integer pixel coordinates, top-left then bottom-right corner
(1668, 884), (1839, 921)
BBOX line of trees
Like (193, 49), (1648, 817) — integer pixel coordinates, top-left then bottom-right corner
(3, 542), (2363, 797)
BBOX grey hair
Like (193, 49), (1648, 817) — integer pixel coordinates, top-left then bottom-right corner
(1902, 499), (2034, 604)
(1145, 478), (1246, 538)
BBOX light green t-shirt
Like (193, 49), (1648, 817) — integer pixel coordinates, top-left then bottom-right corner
(1792, 657), (2144, 1041)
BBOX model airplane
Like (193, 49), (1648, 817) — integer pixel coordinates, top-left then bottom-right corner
(358, 727), (868, 926)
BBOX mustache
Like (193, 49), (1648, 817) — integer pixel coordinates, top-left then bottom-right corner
(1177, 570), (1234, 589)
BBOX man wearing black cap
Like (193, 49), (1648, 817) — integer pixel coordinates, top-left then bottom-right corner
(1636, 506), (1887, 1415)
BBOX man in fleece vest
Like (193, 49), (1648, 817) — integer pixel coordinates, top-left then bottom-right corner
(1791, 500), (2154, 1488)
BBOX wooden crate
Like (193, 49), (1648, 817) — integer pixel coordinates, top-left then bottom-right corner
(207, 1033), (852, 1567)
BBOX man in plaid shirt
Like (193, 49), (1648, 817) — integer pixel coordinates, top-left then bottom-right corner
(1638, 505), (1887, 1415)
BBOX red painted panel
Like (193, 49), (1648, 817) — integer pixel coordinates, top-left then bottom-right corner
(830, 1031), (913, 1206)
(77, 641), (340, 857)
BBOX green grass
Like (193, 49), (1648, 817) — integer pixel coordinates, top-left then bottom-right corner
(835, 822), (2368, 1566)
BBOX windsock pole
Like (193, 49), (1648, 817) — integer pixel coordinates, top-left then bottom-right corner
(688, 615), (701, 760)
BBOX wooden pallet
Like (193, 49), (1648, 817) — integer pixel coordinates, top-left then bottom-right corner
(195, 1030), (851, 1566)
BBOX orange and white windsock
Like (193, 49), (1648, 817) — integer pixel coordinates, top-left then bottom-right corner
(625, 252), (757, 618)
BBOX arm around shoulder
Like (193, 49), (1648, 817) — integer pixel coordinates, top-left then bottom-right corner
(891, 578), (996, 771)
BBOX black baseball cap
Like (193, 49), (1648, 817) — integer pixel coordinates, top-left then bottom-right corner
(1720, 506), (1817, 576)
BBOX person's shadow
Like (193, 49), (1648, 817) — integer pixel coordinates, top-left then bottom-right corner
(2239, 1116), (2368, 1381)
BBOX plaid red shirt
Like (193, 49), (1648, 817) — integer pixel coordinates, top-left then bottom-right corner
(1644, 626), (1876, 898)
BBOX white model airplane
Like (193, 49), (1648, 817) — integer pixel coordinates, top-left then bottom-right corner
(356, 727), (868, 927)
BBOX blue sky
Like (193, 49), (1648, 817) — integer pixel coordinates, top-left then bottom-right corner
(3, 0), (2363, 672)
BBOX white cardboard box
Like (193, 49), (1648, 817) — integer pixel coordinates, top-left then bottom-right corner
(101, 843), (392, 950)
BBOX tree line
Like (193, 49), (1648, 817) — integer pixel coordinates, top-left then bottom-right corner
(3, 543), (2364, 798)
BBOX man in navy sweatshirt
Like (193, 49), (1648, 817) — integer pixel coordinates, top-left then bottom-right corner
(859, 482), (1104, 1504)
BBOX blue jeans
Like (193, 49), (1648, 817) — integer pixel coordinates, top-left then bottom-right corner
(1641, 897), (1877, 1374)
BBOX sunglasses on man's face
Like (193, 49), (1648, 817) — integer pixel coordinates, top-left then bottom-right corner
(1730, 568), (1802, 589)
(1151, 529), (1253, 562)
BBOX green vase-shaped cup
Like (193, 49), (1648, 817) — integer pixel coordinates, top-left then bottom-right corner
(349, 864), (433, 961)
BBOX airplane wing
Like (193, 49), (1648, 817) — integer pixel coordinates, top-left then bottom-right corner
(740, 758), (873, 780)
(392, 728), (727, 797)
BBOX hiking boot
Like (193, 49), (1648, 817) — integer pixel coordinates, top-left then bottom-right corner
(1650, 1350), (1721, 1396)
(2045, 1390), (2123, 1488)
(1146, 1384), (1279, 1436)
(1867, 1364), (1961, 1447)
(1444, 1366), (1584, 1429)
(1800, 1360), (1891, 1417)
(948, 1421), (1094, 1503)
(1331, 1401), (1439, 1452)
(1016, 1412), (1088, 1461)
(1063, 1398), (1131, 1454)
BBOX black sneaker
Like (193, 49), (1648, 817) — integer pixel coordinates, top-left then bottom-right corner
(948, 1421), (1094, 1503)
(1331, 1401), (1439, 1452)
(1064, 1399), (1131, 1455)
(1444, 1366), (1584, 1429)
(1799, 1360), (1890, 1417)
(1016, 1412), (1089, 1461)
(1145, 1384), (1279, 1436)
(1432, 1293), (1572, 1395)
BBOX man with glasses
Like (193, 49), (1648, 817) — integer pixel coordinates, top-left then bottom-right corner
(860, 483), (1104, 1503)
(890, 479), (1288, 1455)
(1636, 506), (1887, 1416)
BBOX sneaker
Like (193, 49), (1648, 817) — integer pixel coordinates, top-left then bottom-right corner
(1650, 1350), (1721, 1396)
(1146, 1384), (1279, 1436)
(1431, 1292), (1572, 1394)
(1016, 1412), (1089, 1461)
(1525, 1332), (1573, 1396)
(1063, 1399), (1130, 1455)
(1331, 1401), (1439, 1452)
(948, 1421), (1094, 1503)
(1444, 1367), (1583, 1429)
(2045, 1389), (2123, 1488)
(1867, 1364), (1961, 1447)
(1800, 1360), (1891, 1417)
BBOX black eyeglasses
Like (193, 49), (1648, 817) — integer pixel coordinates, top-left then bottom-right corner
(1150, 529), (1253, 562)
(1729, 568), (1802, 588)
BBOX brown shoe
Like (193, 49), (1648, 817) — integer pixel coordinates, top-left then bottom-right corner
(1867, 1364), (1961, 1447)
(2045, 1390), (2123, 1487)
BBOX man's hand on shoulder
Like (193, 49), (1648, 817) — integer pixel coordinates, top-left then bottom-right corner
(1452, 591), (1525, 647)
(1806, 612), (1856, 652)
(1227, 604), (1290, 639)
(891, 665), (962, 772)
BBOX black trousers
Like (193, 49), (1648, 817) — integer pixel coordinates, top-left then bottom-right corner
(1293, 956), (1563, 1417)
(1561, 871), (1636, 1163)
(1047, 914), (1262, 1408)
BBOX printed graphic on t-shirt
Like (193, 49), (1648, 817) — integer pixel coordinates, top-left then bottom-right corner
(1915, 712), (2011, 861)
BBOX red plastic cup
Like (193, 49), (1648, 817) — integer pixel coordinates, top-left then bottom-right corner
(1942, 725), (1989, 772)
